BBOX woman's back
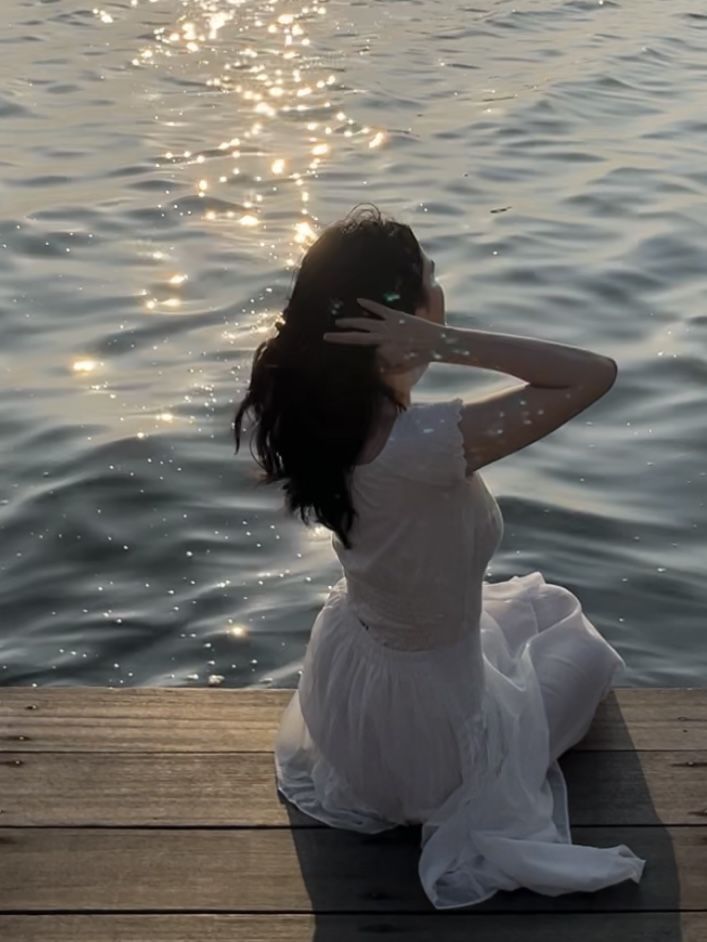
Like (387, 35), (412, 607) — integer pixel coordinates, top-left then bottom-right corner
(335, 398), (503, 651)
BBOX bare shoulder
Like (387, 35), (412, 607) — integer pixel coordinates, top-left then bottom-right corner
(458, 369), (616, 474)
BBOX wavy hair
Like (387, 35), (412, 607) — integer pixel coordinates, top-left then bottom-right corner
(233, 204), (426, 549)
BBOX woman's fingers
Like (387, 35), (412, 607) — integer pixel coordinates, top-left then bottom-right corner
(356, 298), (390, 315)
(323, 314), (386, 343)
(331, 316), (379, 330)
(322, 331), (380, 345)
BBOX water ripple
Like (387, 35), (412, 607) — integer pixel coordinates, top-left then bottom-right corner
(0, 0), (705, 687)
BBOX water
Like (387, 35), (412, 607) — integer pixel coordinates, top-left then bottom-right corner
(1, 0), (705, 689)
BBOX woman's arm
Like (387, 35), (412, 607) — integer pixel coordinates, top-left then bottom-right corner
(433, 324), (616, 389)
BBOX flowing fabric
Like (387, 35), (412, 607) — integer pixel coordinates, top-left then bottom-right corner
(274, 397), (646, 908)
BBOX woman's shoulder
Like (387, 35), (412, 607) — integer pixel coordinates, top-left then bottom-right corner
(404, 396), (464, 426)
(371, 397), (467, 486)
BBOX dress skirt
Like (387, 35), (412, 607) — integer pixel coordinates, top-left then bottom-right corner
(275, 569), (646, 909)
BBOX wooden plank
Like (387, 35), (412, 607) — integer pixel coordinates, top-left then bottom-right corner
(0, 689), (290, 753)
(0, 826), (700, 913)
(2, 688), (706, 752)
(580, 688), (707, 751)
(1, 913), (706, 942)
(560, 750), (707, 826)
(2, 750), (706, 827)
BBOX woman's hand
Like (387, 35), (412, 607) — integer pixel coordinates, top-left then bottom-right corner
(323, 299), (441, 374)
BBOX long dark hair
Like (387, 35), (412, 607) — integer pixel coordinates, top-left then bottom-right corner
(233, 204), (426, 549)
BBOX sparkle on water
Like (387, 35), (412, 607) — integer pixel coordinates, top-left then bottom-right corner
(2, 0), (705, 688)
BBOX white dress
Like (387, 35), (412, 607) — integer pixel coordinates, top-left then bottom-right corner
(275, 397), (646, 909)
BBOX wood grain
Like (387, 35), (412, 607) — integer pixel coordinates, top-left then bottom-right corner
(0, 825), (697, 913)
(0, 913), (705, 942)
(2, 688), (706, 752)
(1, 750), (705, 827)
(1, 685), (704, 938)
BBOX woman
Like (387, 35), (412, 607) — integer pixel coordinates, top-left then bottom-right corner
(233, 204), (645, 909)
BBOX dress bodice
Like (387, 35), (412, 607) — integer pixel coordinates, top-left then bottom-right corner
(332, 399), (504, 651)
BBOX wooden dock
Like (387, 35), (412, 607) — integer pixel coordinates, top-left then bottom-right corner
(1, 687), (706, 940)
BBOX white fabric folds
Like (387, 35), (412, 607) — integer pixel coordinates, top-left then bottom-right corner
(274, 399), (646, 908)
